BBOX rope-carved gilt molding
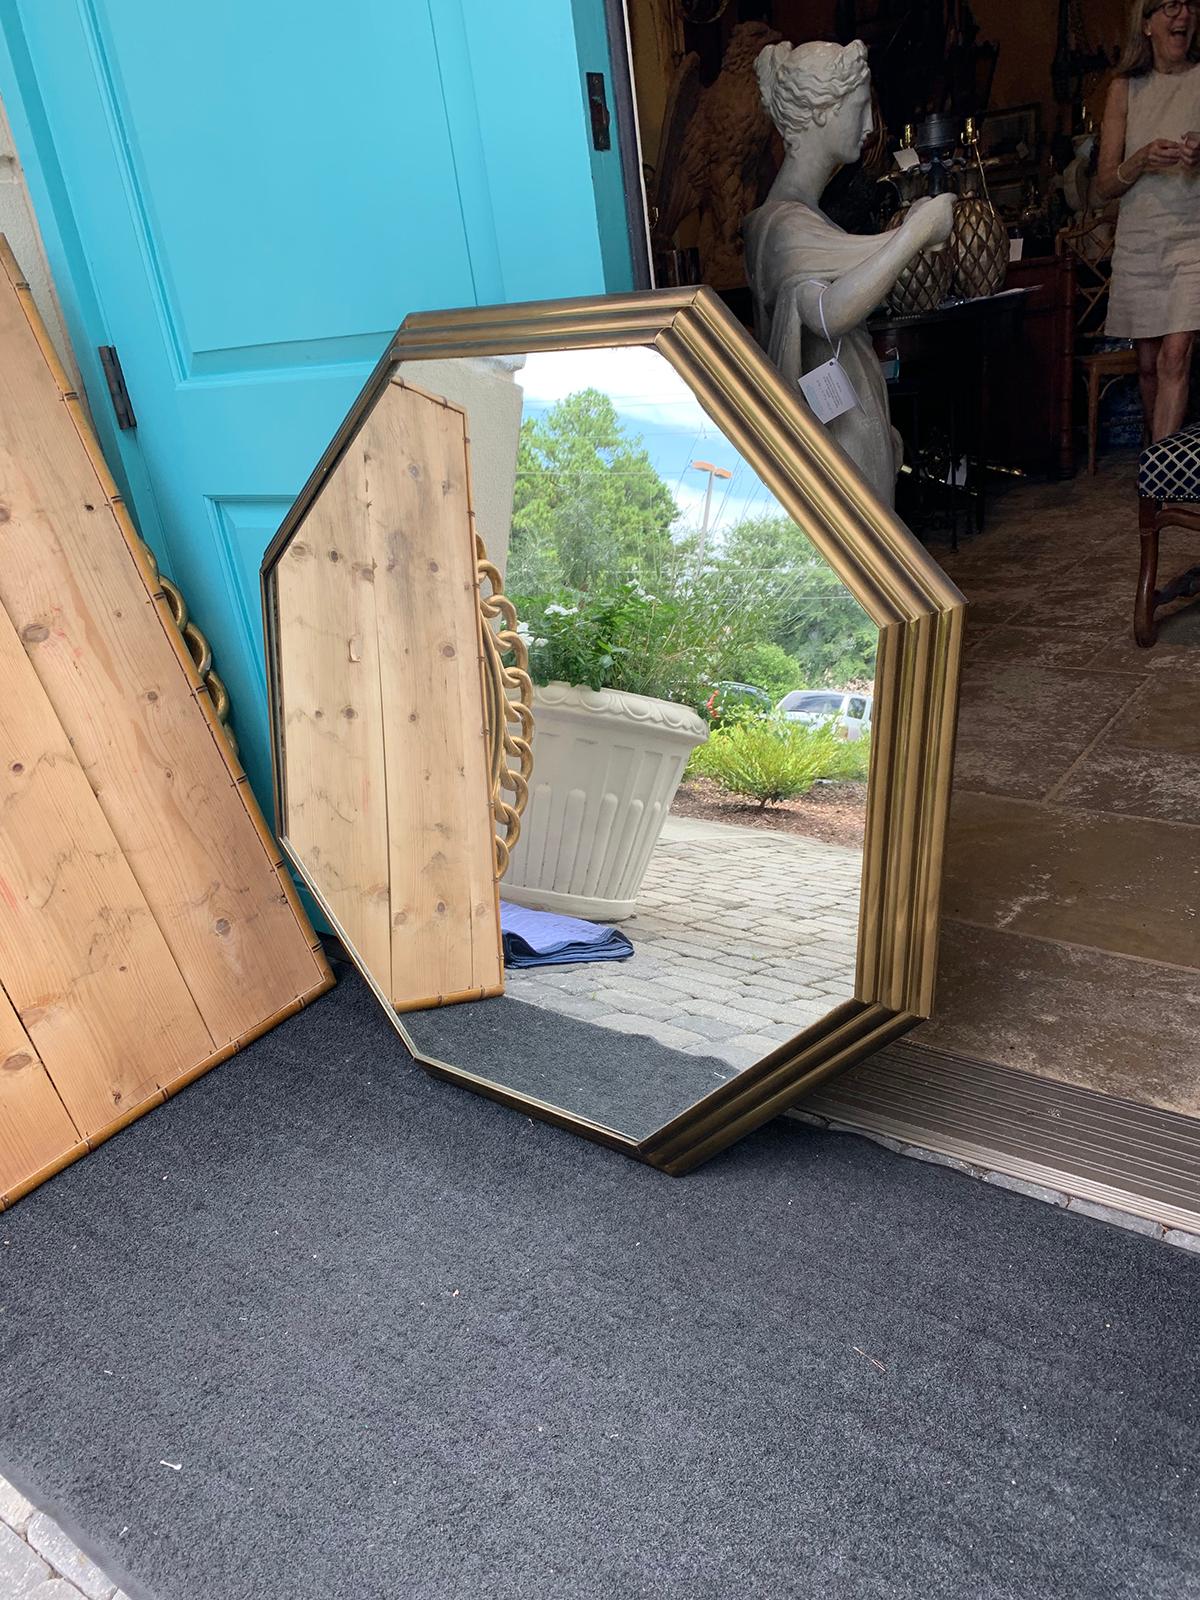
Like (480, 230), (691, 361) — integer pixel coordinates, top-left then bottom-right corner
(477, 537), (533, 878)
(137, 540), (238, 757)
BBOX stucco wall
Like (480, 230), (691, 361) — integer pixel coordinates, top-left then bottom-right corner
(399, 356), (525, 581)
(0, 93), (80, 391)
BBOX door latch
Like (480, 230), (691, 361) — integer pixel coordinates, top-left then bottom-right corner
(586, 72), (611, 152)
(98, 345), (137, 430)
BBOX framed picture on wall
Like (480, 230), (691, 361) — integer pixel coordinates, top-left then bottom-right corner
(980, 102), (1041, 163)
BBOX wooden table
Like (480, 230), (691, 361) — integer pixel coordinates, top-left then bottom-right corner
(870, 287), (1032, 545)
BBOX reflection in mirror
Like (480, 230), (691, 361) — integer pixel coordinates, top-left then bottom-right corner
(271, 342), (876, 1144)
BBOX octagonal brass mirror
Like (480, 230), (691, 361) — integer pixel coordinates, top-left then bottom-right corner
(262, 288), (965, 1174)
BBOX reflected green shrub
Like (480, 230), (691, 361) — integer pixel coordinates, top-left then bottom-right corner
(689, 718), (867, 807)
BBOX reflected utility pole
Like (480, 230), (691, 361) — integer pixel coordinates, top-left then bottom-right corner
(690, 459), (732, 569)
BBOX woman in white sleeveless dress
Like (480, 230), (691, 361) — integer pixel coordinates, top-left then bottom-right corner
(1099, 0), (1200, 439)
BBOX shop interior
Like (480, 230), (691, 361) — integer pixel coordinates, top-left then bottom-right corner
(610, 0), (1200, 1198)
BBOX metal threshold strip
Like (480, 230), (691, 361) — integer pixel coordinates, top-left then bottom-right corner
(800, 1041), (1200, 1235)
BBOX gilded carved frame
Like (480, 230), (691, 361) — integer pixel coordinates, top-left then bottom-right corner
(262, 287), (966, 1176)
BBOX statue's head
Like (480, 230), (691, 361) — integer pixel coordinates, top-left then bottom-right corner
(755, 39), (873, 163)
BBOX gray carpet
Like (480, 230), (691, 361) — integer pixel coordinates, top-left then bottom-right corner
(403, 992), (738, 1137)
(1, 969), (1198, 1600)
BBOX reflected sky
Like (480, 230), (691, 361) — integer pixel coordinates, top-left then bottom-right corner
(515, 347), (781, 539)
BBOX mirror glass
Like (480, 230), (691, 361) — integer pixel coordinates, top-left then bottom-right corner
(271, 341), (878, 1142)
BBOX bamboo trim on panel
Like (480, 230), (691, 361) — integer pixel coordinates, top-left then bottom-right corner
(0, 238), (331, 995)
(392, 982), (506, 1014)
(0, 973), (331, 1211)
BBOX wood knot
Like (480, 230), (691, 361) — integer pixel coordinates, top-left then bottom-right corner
(10, 762), (23, 775)
(435, 901), (447, 914)
(214, 917), (231, 936)
(441, 644), (456, 658)
(0, 505), (9, 523)
(341, 705), (358, 720)
(21, 622), (48, 644)
(146, 689), (158, 703)
(2, 1052), (31, 1074)
(408, 463), (421, 480)
(328, 548), (341, 563)
(428, 560), (440, 573)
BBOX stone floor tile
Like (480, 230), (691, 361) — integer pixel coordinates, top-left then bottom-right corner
(1053, 743), (1200, 827)
(0, 1473), (36, 1535)
(922, 920), (1200, 1117)
(28, 1582), (89, 1599)
(672, 1010), (746, 1043)
(25, 1515), (115, 1600)
(510, 990), (609, 1023)
(0, 1522), (51, 1598)
(952, 661), (1140, 801)
(688, 1041), (764, 1071)
(942, 790), (1200, 967)
(587, 1014), (706, 1052)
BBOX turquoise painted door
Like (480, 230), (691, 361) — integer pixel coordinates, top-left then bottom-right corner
(0, 0), (634, 809)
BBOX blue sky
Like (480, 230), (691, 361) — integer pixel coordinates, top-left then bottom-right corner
(513, 346), (791, 543)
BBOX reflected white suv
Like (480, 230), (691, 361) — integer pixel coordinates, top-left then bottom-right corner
(776, 689), (872, 742)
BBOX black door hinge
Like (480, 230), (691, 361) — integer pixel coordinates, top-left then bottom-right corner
(586, 72), (611, 151)
(98, 345), (137, 430)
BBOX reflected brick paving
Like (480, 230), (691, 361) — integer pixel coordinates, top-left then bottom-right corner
(506, 814), (863, 1074)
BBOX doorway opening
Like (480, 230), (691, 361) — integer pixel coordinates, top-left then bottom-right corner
(611, 0), (1200, 1227)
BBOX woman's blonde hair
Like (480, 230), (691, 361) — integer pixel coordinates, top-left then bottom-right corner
(1115, 0), (1200, 76)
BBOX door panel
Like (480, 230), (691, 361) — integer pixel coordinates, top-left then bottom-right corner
(68, 1), (476, 365)
(0, 0), (628, 809)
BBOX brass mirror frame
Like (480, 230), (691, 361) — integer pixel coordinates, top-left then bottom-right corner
(262, 287), (966, 1176)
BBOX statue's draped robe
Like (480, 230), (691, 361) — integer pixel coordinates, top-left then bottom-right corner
(744, 199), (901, 504)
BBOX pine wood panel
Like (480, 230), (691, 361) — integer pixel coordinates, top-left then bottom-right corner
(366, 382), (501, 1008)
(273, 379), (508, 1004)
(0, 983), (82, 1200)
(0, 244), (326, 1051)
(275, 450), (392, 984)
(0, 602), (215, 1135)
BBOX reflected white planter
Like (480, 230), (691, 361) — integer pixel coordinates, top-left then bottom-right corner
(503, 681), (708, 922)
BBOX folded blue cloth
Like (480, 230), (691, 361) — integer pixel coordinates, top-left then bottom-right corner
(499, 900), (633, 968)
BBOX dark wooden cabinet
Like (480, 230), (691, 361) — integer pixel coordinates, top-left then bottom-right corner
(985, 253), (1077, 479)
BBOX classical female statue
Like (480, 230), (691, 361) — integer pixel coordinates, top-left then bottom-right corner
(744, 39), (954, 504)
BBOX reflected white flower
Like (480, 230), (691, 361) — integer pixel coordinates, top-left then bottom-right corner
(544, 602), (577, 616)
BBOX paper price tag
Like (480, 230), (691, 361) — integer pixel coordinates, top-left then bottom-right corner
(894, 147), (920, 171)
(1008, 236), (1024, 261)
(798, 359), (859, 424)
